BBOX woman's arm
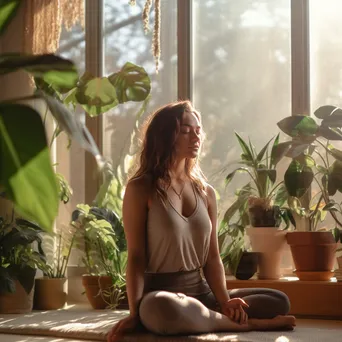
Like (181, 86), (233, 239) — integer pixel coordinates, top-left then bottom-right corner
(123, 177), (149, 317)
(202, 185), (230, 306)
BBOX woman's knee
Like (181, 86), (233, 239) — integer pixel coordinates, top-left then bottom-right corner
(275, 290), (290, 315)
(139, 291), (185, 335)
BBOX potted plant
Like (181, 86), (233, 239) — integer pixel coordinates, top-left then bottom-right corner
(0, 213), (45, 313)
(34, 227), (75, 310)
(72, 174), (128, 310)
(277, 105), (342, 280)
(219, 223), (258, 280)
(223, 133), (293, 279)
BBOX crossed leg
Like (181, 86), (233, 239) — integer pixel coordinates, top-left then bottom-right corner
(139, 290), (295, 335)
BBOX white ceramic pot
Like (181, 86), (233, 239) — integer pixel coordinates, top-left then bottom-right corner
(246, 227), (287, 280)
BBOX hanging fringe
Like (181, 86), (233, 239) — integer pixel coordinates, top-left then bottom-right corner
(142, 0), (153, 33)
(134, 0), (161, 73)
(152, 0), (161, 73)
(24, 0), (85, 54)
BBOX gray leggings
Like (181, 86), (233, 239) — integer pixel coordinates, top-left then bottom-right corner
(195, 287), (290, 318)
(139, 288), (290, 335)
(140, 271), (290, 335)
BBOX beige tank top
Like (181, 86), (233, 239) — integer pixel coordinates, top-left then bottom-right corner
(145, 185), (212, 273)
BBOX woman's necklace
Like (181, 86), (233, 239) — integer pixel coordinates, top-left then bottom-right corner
(171, 181), (186, 200)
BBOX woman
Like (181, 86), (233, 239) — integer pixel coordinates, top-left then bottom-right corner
(107, 101), (295, 342)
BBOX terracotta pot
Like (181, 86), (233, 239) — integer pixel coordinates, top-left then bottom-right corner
(82, 275), (128, 309)
(82, 275), (107, 309)
(34, 277), (68, 310)
(246, 227), (286, 279)
(286, 231), (337, 280)
(235, 252), (259, 280)
(0, 280), (34, 314)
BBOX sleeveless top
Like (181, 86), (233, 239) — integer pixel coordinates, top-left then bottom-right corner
(145, 184), (212, 273)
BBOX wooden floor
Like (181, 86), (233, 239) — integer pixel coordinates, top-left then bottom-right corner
(226, 276), (342, 318)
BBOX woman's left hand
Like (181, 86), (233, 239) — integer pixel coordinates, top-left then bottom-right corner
(220, 298), (249, 324)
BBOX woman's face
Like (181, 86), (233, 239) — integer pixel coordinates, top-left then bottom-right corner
(174, 110), (202, 159)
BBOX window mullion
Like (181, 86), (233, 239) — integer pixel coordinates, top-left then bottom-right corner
(85, 0), (104, 204)
(177, 0), (192, 100)
(291, 0), (310, 116)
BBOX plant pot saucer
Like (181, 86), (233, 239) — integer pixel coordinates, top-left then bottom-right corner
(294, 270), (334, 281)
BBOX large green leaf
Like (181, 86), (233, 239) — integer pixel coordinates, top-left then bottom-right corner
(274, 184), (288, 207)
(0, 54), (78, 91)
(0, 267), (15, 294)
(75, 74), (119, 116)
(270, 141), (291, 167)
(41, 93), (103, 164)
(321, 108), (342, 127)
(284, 160), (314, 198)
(222, 184), (251, 224)
(0, 0), (20, 35)
(225, 167), (248, 185)
(285, 143), (311, 158)
(256, 136), (273, 163)
(277, 116), (318, 137)
(0, 104), (58, 231)
(318, 126), (342, 140)
(108, 62), (151, 103)
(314, 105), (338, 119)
(327, 145), (342, 162)
(234, 132), (254, 163)
(328, 161), (342, 196)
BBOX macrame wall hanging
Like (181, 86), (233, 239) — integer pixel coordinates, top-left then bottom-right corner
(24, 0), (160, 72)
(133, 0), (161, 73)
(24, 0), (85, 54)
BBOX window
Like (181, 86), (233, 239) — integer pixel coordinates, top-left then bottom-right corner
(102, 0), (178, 181)
(193, 0), (291, 201)
(57, 0), (342, 245)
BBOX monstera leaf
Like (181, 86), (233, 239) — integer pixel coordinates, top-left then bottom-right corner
(284, 160), (314, 199)
(75, 73), (119, 116)
(277, 116), (319, 138)
(108, 62), (151, 103)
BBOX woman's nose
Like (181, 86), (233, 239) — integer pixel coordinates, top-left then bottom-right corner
(191, 131), (200, 142)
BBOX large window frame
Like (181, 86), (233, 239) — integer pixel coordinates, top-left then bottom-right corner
(84, 0), (311, 202)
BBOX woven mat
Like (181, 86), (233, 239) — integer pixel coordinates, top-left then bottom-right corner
(0, 308), (341, 342)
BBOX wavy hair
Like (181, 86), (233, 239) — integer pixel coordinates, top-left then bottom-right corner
(130, 100), (207, 200)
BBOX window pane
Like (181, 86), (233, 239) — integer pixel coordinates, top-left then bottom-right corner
(310, 0), (342, 110)
(310, 0), (342, 230)
(193, 0), (292, 274)
(103, 0), (178, 180)
(193, 0), (291, 203)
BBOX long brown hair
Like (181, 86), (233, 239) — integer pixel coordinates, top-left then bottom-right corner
(130, 100), (207, 199)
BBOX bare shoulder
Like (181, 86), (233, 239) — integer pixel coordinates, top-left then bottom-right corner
(206, 184), (217, 202)
(125, 174), (153, 199)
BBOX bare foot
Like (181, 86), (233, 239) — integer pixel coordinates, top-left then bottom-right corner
(248, 315), (296, 331)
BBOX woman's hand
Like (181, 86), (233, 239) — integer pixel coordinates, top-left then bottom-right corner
(106, 314), (142, 342)
(220, 298), (249, 325)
